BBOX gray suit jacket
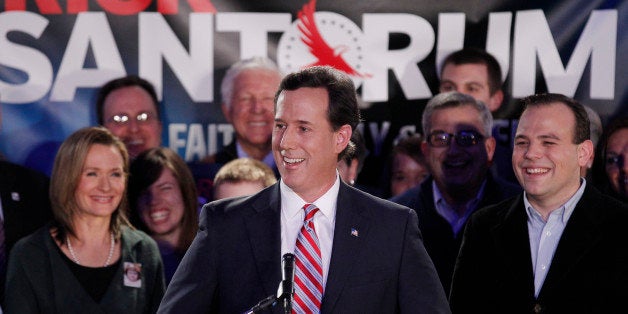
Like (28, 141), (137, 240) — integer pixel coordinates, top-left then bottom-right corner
(159, 181), (450, 313)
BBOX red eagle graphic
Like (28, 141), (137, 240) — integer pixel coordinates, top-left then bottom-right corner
(297, 0), (370, 78)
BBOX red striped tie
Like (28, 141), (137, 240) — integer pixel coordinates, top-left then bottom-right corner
(292, 204), (323, 314)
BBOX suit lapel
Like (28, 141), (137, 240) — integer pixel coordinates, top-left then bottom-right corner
(245, 185), (282, 297)
(491, 195), (536, 298)
(321, 183), (370, 313)
(538, 186), (603, 299)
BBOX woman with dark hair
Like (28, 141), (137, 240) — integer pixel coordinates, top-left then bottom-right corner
(388, 135), (430, 197)
(128, 147), (199, 284)
(5, 127), (165, 313)
(593, 117), (628, 202)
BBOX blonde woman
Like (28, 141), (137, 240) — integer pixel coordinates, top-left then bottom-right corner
(5, 127), (165, 313)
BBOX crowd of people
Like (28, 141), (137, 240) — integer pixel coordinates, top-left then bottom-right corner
(0, 48), (626, 313)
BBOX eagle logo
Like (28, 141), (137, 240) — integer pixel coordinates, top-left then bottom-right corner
(295, 0), (370, 78)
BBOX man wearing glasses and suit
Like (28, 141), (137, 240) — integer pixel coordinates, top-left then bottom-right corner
(390, 91), (521, 293)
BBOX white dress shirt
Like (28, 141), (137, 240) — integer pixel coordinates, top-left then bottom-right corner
(280, 175), (339, 290)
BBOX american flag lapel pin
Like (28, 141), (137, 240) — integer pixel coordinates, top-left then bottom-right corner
(351, 228), (359, 237)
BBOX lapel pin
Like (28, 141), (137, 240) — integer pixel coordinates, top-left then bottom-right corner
(351, 228), (359, 237)
(11, 192), (20, 201)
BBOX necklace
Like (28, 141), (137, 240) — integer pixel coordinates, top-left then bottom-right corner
(66, 232), (115, 267)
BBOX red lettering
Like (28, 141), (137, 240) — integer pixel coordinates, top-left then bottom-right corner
(5, 0), (62, 14)
(96, 0), (151, 15)
(67, 0), (88, 13)
(4, 0), (217, 15)
(157, 0), (217, 14)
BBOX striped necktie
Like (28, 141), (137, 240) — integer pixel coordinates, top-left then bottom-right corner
(292, 204), (323, 313)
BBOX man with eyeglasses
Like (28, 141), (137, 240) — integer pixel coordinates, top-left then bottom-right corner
(390, 91), (520, 293)
(96, 75), (162, 159)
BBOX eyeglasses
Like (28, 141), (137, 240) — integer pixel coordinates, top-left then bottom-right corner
(427, 130), (484, 147)
(106, 112), (156, 126)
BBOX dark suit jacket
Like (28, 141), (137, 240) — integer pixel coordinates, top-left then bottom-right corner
(390, 173), (521, 293)
(450, 185), (628, 314)
(158, 182), (450, 314)
(0, 161), (52, 302)
(204, 141), (238, 165)
(0, 161), (52, 253)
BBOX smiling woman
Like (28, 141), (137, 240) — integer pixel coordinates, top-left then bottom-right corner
(128, 146), (199, 285)
(4, 126), (165, 313)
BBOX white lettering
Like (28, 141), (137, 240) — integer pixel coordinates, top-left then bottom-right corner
(185, 123), (206, 161)
(513, 10), (616, 99)
(139, 13), (214, 101)
(362, 14), (434, 102)
(0, 12), (52, 103)
(168, 123), (188, 154)
(168, 123), (234, 161)
(217, 13), (291, 59)
(486, 12), (512, 82)
(50, 12), (125, 101)
(435, 13), (465, 76)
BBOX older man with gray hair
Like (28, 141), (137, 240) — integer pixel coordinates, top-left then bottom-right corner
(203, 57), (283, 171)
(391, 91), (521, 293)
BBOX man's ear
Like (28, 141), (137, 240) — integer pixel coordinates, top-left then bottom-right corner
(488, 90), (504, 112)
(221, 103), (232, 123)
(485, 136), (497, 162)
(335, 125), (352, 154)
(577, 140), (595, 168)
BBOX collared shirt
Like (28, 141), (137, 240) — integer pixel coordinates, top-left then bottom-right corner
(526, 178), (586, 297)
(433, 180), (487, 237)
(280, 175), (339, 289)
(236, 141), (276, 169)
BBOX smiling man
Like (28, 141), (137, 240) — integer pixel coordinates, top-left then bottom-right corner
(390, 91), (520, 293)
(450, 93), (628, 313)
(97, 75), (163, 159)
(202, 57), (282, 172)
(158, 66), (449, 314)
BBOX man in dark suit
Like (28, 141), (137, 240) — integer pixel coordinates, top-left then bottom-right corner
(450, 93), (628, 313)
(0, 104), (53, 303)
(158, 66), (450, 313)
(0, 160), (52, 301)
(391, 92), (520, 293)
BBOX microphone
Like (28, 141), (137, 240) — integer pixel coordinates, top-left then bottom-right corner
(277, 253), (295, 313)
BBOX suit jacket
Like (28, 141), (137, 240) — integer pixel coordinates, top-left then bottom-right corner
(158, 181), (450, 314)
(450, 185), (628, 314)
(203, 141), (238, 165)
(5, 225), (166, 313)
(390, 173), (521, 293)
(0, 161), (52, 302)
(0, 161), (52, 254)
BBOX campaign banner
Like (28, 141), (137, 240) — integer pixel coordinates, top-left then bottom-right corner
(0, 0), (625, 187)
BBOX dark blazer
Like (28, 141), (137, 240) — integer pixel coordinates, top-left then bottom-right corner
(204, 141), (238, 165)
(5, 225), (166, 313)
(0, 161), (52, 254)
(0, 161), (52, 302)
(158, 181), (450, 314)
(450, 185), (628, 314)
(390, 173), (521, 293)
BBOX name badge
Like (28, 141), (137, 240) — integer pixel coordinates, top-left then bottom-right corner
(123, 262), (142, 288)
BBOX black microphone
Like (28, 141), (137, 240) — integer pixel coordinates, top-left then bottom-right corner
(277, 253), (295, 313)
